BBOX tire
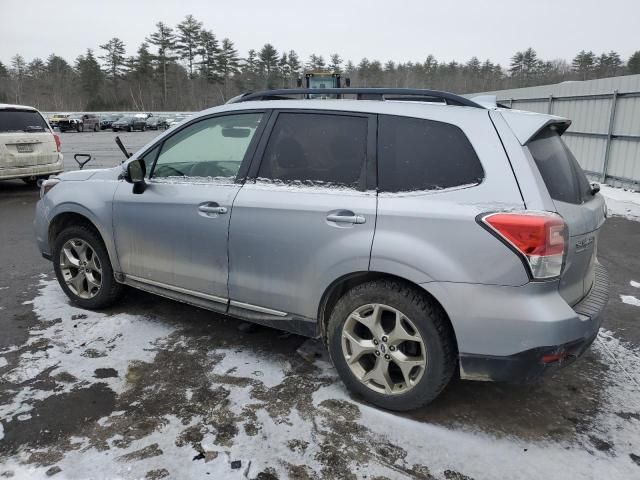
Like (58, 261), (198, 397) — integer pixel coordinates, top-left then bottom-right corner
(22, 178), (38, 186)
(77, 123), (84, 133)
(327, 279), (456, 411)
(127, 126), (132, 132)
(52, 224), (124, 310)
(94, 123), (99, 132)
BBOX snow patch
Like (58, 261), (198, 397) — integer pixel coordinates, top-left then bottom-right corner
(600, 185), (640, 221)
(0, 279), (175, 422)
(620, 295), (640, 307)
(3, 280), (640, 479)
(630, 280), (640, 289)
(0, 357), (7, 368)
(210, 348), (290, 388)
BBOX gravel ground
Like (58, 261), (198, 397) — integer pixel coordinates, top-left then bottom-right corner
(0, 132), (639, 479)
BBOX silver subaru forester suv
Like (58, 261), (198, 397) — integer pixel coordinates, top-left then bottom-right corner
(34, 88), (608, 411)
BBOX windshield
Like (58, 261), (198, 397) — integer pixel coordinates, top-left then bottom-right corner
(0, 109), (49, 133)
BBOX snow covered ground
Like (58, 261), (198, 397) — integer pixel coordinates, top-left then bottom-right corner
(600, 185), (640, 222)
(1, 279), (639, 479)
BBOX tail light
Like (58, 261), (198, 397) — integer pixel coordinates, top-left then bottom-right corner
(53, 133), (61, 152)
(479, 211), (567, 280)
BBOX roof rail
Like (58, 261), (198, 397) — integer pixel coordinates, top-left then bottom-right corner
(227, 88), (485, 109)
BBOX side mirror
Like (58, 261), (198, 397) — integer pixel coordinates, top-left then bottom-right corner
(125, 159), (147, 194)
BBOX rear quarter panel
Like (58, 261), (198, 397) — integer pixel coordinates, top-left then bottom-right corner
(371, 109), (529, 286)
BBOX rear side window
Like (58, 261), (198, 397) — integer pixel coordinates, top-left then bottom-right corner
(527, 126), (592, 204)
(0, 109), (49, 133)
(258, 113), (368, 187)
(378, 115), (484, 192)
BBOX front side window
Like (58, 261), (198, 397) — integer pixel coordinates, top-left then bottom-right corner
(152, 113), (263, 180)
(257, 113), (368, 187)
(378, 115), (484, 193)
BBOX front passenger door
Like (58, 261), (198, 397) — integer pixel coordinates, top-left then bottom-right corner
(113, 112), (265, 310)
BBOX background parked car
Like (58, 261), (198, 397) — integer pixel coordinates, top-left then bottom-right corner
(112, 116), (147, 132)
(100, 114), (121, 130)
(49, 113), (70, 129)
(1, 103), (63, 184)
(57, 113), (100, 132)
(145, 117), (168, 130)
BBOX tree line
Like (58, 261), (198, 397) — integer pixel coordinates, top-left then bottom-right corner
(1, 14), (639, 112)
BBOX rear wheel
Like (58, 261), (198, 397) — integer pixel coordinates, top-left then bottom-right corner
(52, 225), (124, 309)
(93, 123), (99, 132)
(76, 123), (84, 133)
(327, 279), (456, 411)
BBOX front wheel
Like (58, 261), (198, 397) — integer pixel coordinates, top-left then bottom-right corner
(52, 225), (124, 309)
(327, 279), (456, 411)
(94, 123), (99, 132)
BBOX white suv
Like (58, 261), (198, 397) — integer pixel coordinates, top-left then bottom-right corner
(0, 104), (63, 184)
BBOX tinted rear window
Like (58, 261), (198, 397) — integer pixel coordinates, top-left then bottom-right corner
(527, 126), (592, 204)
(378, 115), (484, 192)
(0, 109), (49, 133)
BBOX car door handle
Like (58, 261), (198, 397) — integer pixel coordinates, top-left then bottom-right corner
(326, 213), (366, 224)
(198, 204), (228, 215)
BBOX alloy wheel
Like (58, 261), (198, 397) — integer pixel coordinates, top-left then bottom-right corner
(59, 238), (102, 299)
(341, 303), (427, 395)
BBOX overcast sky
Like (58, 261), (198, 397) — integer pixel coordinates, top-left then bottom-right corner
(1, 0), (639, 67)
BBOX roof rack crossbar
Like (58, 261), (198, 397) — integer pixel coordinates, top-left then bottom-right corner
(228, 88), (484, 109)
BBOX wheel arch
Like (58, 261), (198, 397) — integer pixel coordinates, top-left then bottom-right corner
(48, 208), (121, 274)
(317, 271), (459, 354)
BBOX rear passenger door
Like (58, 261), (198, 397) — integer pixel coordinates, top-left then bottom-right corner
(227, 111), (377, 323)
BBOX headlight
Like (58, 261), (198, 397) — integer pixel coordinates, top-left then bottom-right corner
(40, 178), (61, 199)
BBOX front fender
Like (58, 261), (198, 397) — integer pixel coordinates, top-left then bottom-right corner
(39, 179), (121, 273)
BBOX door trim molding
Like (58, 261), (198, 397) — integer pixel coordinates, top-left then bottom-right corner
(124, 274), (228, 304)
(229, 300), (288, 317)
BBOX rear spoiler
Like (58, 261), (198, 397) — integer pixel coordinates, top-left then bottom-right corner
(496, 109), (571, 145)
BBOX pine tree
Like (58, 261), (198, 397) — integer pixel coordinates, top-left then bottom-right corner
(176, 14), (203, 78)
(147, 21), (176, 106)
(287, 50), (301, 78)
(329, 53), (343, 74)
(75, 49), (104, 109)
(133, 42), (154, 78)
(258, 44), (279, 88)
(278, 52), (289, 87)
(572, 50), (596, 80)
(628, 51), (640, 74)
(27, 58), (46, 78)
(99, 37), (127, 79)
(198, 29), (219, 82)
(306, 54), (325, 71)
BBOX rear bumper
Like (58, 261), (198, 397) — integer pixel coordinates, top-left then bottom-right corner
(457, 264), (609, 382)
(0, 156), (64, 181)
